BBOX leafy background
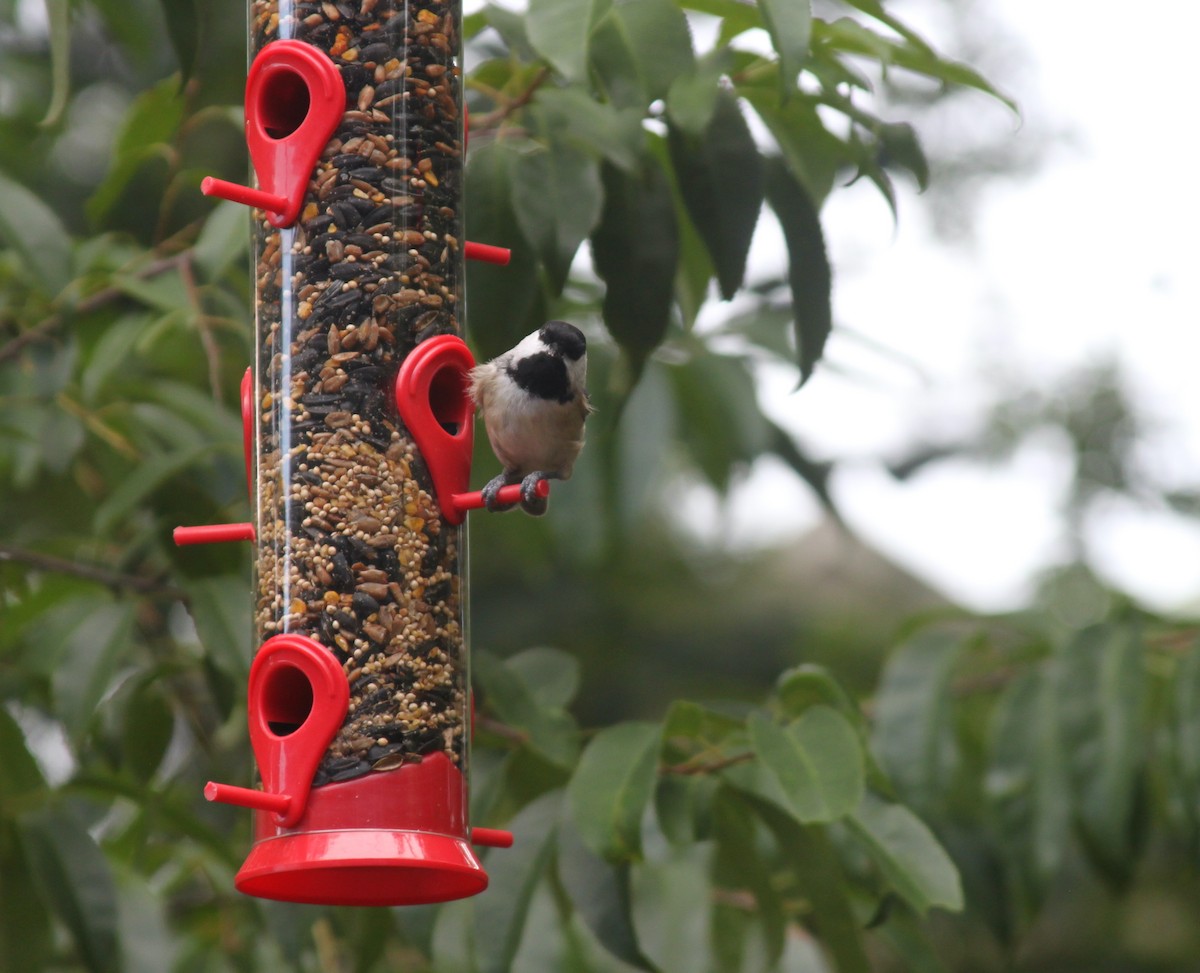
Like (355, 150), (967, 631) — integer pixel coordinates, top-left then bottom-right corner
(2, 0), (1200, 971)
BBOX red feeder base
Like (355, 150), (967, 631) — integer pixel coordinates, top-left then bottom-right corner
(233, 751), (489, 907)
(235, 829), (487, 906)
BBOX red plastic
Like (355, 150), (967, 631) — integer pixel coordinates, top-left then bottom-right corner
(464, 241), (511, 264)
(174, 523), (256, 545)
(205, 781), (292, 816)
(202, 40), (345, 228)
(452, 478), (551, 513)
(235, 752), (491, 906)
(205, 633), (349, 827)
(394, 335), (477, 525)
(472, 827), (515, 848)
(241, 366), (254, 503)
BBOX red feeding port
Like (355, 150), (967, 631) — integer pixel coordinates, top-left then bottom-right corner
(202, 40), (345, 228)
(394, 335), (477, 525)
(173, 523), (256, 545)
(241, 366), (254, 503)
(464, 241), (511, 264)
(206, 634), (347, 828)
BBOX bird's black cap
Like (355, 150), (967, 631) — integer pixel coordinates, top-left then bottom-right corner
(539, 321), (586, 361)
(509, 354), (572, 403)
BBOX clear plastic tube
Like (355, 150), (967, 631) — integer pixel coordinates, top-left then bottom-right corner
(250, 0), (468, 808)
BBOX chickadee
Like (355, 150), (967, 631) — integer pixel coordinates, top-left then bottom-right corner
(468, 321), (593, 515)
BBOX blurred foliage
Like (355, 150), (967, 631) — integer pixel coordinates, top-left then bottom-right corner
(3, 1), (1198, 973)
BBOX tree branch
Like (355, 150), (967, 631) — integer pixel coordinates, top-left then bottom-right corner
(177, 252), (224, 404)
(475, 715), (530, 745)
(469, 66), (552, 132)
(0, 543), (185, 600)
(661, 751), (754, 776)
(0, 253), (189, 366)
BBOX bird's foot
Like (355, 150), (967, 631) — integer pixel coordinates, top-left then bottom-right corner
(519, 471), (560, 516)
(482, 472), (519, 512)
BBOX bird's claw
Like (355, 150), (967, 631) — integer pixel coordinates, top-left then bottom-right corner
(482, 474), (517, 513)
(520, 472), (551, 516)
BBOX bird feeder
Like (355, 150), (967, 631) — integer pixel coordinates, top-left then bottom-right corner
(176, 0), (518, 907)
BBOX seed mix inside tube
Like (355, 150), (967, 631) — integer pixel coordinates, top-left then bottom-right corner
(251, 0), (466, 787)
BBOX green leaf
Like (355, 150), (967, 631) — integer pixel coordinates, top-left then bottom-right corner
(114, 75), (187, 162)
(654, 774), (718, 846)
(984, 668), (1069, 904)
(846, 794), (964, 914)
(184, 576), (252, 683)
(52, 602), (137, 743)
(589, 0), (695, 109)
(506, 647), (581, 711)
(759, 0), (811, 96)
(87, 77), (185, 225)
(762, 157), (831, 384)
(113, 268), (189, 314)
(556, 818), (661, 972)
(1053, 624), (1146, 875)
(679, 0), (761, 40)
(665, 351), (769, 490)
(665, 48), (732, 136)
(39, 405), (84, 474)
(475, 791), (562, 973)
(814, 17), (1016, 110)
(878, 121), (929, 191)
(871, 630), (964, 811)
(532, 89), (646, 172)
(0, 708), (47, 810)
(837, 0), (932, 50)
(512, 138), (603, 294)
(41, 0), (71, 126)
(776, 664), (859, 722)
(747, 707), (863, 823)
(158, 0), (200, 81)
(114, 869), (178, 973)
(645, 133), (712, 330)
(527, 0), (611, 82)
(750, 798), (870, 973)
(81, 313), (153, 405)
(873, 907), (952, 973)
(661, 700), (742, 758)
(568, 721), (660, 862)
(21, 806), (120, 973)
(121, 681), (175, 782)
(93, 442), (214, 535)
(193, 200), (249, 282)
(0, 171), (72, 297)
(1172, 643), (1200, 838)
(466, 140), (545, 361)
(656, 703), (734, 837)
(712, 791), (786, 965)
(630, 842), (713, 973)
(591, 157), (679, 373)
(740, 90), (844, 205)
(475, 651), (580, 768)
(667, 91), (763, 300)
(0, 826), (54, 973)
(481, 3), (537, 59)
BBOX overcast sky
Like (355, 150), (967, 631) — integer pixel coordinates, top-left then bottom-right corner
(690, 0), (1200, 614)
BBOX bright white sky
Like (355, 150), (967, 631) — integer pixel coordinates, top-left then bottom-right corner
(699, 0), (1200, 613)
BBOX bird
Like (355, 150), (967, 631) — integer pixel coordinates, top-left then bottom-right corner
(468, 321), (593, 515)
